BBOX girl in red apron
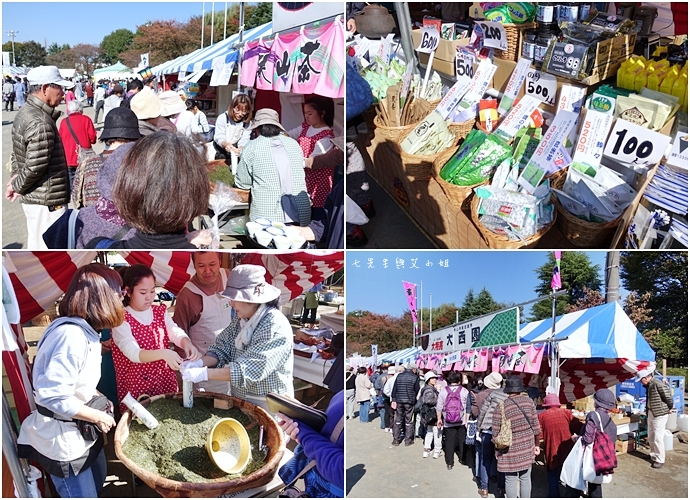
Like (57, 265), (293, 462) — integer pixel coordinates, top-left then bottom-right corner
(287, 96), (335, 209)
(111, 264), (201, 411)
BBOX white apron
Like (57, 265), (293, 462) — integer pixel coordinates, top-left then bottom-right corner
(184, 268), (234, 394)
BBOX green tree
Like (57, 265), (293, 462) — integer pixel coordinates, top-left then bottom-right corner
(530, 252), (602, 321)
(17, 40), (47, 67)
(620, 252), (688, 364)
(47, 42), (70, 56)
(2, 41), (24, 65)
(100, 29), (135, 64)
(246, 2), (273, 29)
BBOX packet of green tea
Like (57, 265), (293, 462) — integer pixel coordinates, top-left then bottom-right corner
(615, 95), (659, 129)
(439, 129), (487, 181)
(451, 135), (512, 186)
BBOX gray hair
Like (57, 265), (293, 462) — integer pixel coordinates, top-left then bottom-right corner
(67, 100), (84, 114)
(29, 84), (43, 95)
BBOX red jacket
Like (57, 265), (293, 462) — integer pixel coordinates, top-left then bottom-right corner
(58, 113), (97, 167)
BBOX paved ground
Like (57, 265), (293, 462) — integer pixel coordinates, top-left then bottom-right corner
(346, 409), (688, 498)
(347, 127), (434, 250)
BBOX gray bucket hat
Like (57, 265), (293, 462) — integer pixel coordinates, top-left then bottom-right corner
(219, 265), (281, 304)
(251, 108), (285, 131)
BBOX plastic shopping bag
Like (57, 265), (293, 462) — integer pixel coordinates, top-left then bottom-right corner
(583, 441), (613, 484)
(560, 437), (587, 492)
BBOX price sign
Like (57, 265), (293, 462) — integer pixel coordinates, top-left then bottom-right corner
(525, 70), (557, 106)
(376, 34), (394, 64)
(603, 119), (671, 166)
(416, 26), (440, 54)
(455, 49), (475, 79)
(477, 21), (507, 51)
(498, 57), (531, 116)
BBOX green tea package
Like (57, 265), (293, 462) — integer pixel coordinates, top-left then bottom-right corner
(507, 3), (536, 23)
(512, 128), (542, 167)
(401, 111), (455, 156)
(439, 129), (487, 181)
(450, 135), (512, 186)
(614, 95), (659, 129)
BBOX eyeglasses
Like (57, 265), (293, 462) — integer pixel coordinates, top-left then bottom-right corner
(233, 106), (249, 114)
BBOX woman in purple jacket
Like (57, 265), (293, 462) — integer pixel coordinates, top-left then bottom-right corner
(276, 390), (344, 497)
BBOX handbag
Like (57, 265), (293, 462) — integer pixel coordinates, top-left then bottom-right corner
(494, 402), (512, 449)
(369, 386), (377, 398)
(465, 418), (477, 445)
(65, 116), (95, 164)
(590, 411), (617, 476)
(583, 440), (613, 484)
(560, 437), (587, 492)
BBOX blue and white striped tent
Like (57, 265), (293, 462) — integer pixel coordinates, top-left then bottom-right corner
(350, 346), (422, 368)
(152, 22), (272, 76)
(519, 302), (655, 361)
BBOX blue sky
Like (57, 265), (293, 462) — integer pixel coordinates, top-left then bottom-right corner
(2, 2), (233, 47)
(346, 251), (621, 318)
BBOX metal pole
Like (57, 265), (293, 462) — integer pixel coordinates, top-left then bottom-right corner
(394, 3), (419, 75)
(550, 293), (559, 395)
(429, 294), (433, 332)
(237, 2), (245, 92)
(605, 251), (620, 303)
(224, 1), (228, 39)
(201, 2), (206, 49)
(5, 30), (18, 65)
(420, 281), (423, 336)
(211, 2), (215, 46)
(3, 390), (31, 498)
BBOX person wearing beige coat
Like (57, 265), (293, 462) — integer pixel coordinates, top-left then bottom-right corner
(355, 367), (373, 423)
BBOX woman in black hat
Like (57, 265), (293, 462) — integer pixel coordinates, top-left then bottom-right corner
(491, 375), (541, 498)
(71, 107), (142, 209)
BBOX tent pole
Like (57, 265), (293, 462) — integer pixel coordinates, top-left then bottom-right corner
(211, 2), (215, 46)
(3, 389), (31, 498)
(224, 1), (228, 40)
(550, 292), (559, 395)
(237, 2), (245, 92)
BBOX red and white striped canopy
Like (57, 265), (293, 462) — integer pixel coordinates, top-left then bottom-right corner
(2, 250), (343, 423)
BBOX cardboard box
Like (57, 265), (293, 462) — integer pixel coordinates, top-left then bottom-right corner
(412, 29), (470, 64)
(615, 439), (635, 454)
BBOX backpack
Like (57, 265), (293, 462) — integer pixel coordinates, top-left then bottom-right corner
(591, 411), (618, 474)
(444, 386), (464, 424)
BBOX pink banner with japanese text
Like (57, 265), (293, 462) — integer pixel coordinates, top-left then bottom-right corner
(402, 281), (419, 336)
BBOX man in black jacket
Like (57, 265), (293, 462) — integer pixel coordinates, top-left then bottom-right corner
(391, 362), (420, 446)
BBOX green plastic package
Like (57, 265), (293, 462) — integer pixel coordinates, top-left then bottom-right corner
(448, 135), (512, 186)
(439, 129), (487, 181)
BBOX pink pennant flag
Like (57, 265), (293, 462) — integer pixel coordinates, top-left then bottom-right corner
(551, 251), (562, 291)
(402, 281), (419, 336)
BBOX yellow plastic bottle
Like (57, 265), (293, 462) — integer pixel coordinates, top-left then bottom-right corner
(659, 65), (680, 95)
(671, 68), (688, 105)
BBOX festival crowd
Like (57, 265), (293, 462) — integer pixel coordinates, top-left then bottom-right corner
(347, 362), (675, 498)
(5, 65), (345, 250)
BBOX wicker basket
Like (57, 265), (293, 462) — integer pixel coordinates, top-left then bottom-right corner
(448, 118), (476, 140)
(470, 193), (556, 249)
(432, 146), (488, 209)
(373, 115), (420, 143)
(361, 104), (378, 131)
(550, 170), (622, 248)
(114, 392), (285, 498)
(494, 22), (537, 62)
(400, 128), (465, 181)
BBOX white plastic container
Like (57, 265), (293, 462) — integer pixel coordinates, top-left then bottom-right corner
(273, 235), (291, 250)
(246, 221), (261, 237)
(666, 410), (677, 431)
(183, 380), (194, 408)
(255, 231), (272, 247)
(677, 414), (688, 432)
(290, 235), (306, 249)
(122, 392), (159, 429)
(663, 429), (674, 451)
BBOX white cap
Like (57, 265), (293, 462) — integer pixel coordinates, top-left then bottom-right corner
(27, 66), (74, 88)
(635, 368), (654, 382)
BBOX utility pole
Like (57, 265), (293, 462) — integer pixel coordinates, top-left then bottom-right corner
(224, 1), (228, 39)
(5, 30), (18, 65)
(211, 2), (215, 46)
(605, 251), (620, 303)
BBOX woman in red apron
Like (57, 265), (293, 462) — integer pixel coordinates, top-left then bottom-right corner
(111, 264), (201, 411)
(287, 96), (335, 211)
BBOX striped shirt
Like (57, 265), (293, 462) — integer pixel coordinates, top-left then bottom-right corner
(206, 308), (294, 400)
(235, 134), (311, 226)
